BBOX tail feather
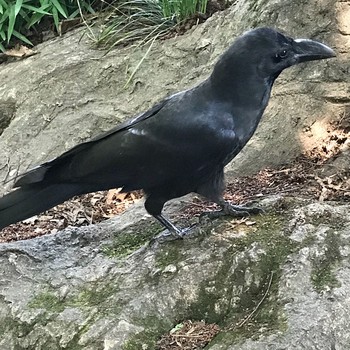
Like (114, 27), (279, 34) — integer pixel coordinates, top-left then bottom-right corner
(0, 183), (85, 230)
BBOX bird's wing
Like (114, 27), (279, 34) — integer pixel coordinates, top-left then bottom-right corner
(14, 97), (169, 187)
(89, 99), (169, 142)
(61, 92), (240, 190)
(16, 88), (240, 192)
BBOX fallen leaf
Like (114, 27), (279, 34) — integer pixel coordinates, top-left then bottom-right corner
(4, 45), (37, 58)
(245, 220), (256, 226)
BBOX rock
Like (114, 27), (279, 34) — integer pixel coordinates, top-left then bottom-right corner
(0, 0), (349, 348)
(0, 196), (349, 349)
(0, 0), (348, 191)
(0, 98), (16, 135)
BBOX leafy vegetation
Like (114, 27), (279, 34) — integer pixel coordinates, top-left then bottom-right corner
(0, 0), (95, 51)
(0, 0), (211, 51)
(95, 0), (209, 49)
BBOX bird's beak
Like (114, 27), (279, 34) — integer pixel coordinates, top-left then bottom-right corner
(293, 38), (336, 63)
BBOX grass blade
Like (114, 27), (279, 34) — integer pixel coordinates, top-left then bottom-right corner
(7, 4), (15, 42)
(14, 0), (23, 17)
(12, 29), (32, 45)
(52, 6), (60, 31)
(124, 33), (157, 87)
(51, 0), (68, 18)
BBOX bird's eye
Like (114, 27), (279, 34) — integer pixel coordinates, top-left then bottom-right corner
(276, 49), (288, 59)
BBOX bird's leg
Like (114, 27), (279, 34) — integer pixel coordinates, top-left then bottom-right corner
(154, 214), (183, 238)
(201, 199), (263, 220)
(145, 195), (197, 243)
(146, 195), (188, 242)
(150, 214), (196, 243)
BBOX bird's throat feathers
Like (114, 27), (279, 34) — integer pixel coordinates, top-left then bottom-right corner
(209, 46), (274, 110)
(208, 48), (275, 147)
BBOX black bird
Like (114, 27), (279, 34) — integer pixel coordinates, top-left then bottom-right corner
(0, 28), (335, 236)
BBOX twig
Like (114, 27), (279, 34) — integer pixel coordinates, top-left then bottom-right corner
(124, 34), (158, 88)
(77, 0), (97, 41)
(171, 334), (208, 338)
(1, 155), (11, 183)
(236, 271), (274, 328)
(2, 156), (21, 185)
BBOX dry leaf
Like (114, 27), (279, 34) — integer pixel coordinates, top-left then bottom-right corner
(245, 220), (256, 226)
(4, 45), (36, 58)
(106, 188), (122, 204)
(22, 216), (38, 225)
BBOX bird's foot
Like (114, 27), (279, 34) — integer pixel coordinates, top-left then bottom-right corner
(150, 225), (201, 244)
(200, 202), (263, 220)
(151, 214), (202, 244)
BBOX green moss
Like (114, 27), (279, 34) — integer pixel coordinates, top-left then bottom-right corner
(122, 330), (157, 350)
(64, 338), (84, 350)
(122, 316), (170, 350)
(186, 244), (235, 324)
(32, 280), (120, 311)
(308, 208), (347, 229)
(102, 221), (163, 258)
(155, 241), (184, 269)
(29, 291), (65, 313)
(311, 229), (342, 292)
(4, 317), (34, 339)
(28, 282), (121, 349)
(183, 213), (295, 344)
(64, 324), (90, 350)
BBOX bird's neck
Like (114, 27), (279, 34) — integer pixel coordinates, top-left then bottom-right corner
(208, 61), (275, 146)
(209, 54), (273, 106)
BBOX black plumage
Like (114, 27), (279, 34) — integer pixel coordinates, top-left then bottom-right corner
(0, 28), (335, 235)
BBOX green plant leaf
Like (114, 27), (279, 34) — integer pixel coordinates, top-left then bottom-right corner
(0, 21), (5, 41)
(51, 0), (68, 18)
(7, 4), (16, 42)
(22, 4), (50, 15)
(86, 3), (95, 13)
(12, 29), (33, 45)
(170, 323), (184, 334)
(0, 11), (8, 24)
(0, 0), (6, 11)
(27, 11), (46, 28)
(52, 6), (60, 31)
(68, 8), (79, 18)
(14, 0), (23, 16)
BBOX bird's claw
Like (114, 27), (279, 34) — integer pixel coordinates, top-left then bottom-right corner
(149, 229), (182, 244)
(150, 226), (200, 244)
(223, 203), (264, 215)
(200, 203), (263, 221)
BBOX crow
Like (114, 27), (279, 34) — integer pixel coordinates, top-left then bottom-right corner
(0, 28), (335, 236)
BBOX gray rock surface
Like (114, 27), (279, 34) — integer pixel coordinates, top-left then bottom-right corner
(0, 0), (349, 349)
(0, 196), (349, 349)
(0, 0), (349, 192)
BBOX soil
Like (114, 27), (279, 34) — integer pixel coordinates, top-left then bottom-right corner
(157, 320), (220, 350)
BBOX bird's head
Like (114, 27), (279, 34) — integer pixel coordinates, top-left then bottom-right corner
(210, 27), (335, 95)
(244, 27), (336, 80)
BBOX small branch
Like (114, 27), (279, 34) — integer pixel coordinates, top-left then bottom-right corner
(171, 334), (209, 338)
(1, 155), (11, 183)
(236, 271), (274, 328)
(76, 0), (97, 41)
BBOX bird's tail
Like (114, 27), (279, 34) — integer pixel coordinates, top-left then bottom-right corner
(0, 183), (85, 230)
